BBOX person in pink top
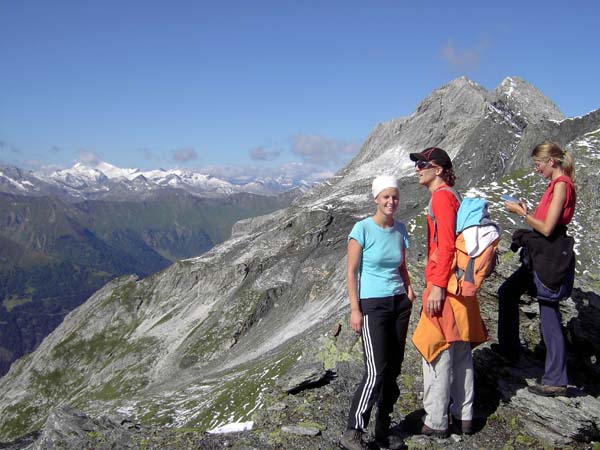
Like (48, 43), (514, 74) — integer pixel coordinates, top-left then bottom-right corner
(496, 141), (576, 397)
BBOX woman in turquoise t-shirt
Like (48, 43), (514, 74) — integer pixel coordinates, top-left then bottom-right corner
(340, 175), (414, 450)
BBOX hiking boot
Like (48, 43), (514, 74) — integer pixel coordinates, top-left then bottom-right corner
(527, 383), (568, 397)
(374, 414), (405, 449)
(450, 416), (474, 435)
(374, 431), (406, 449)
(420, 423), (449, 438)
(340, 429), (368, 450)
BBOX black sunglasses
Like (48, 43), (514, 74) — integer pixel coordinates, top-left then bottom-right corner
(415, 160), (435, 170)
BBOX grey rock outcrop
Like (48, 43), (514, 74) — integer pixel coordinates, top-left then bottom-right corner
(508, 387), (600, 445)
(27, 406), (141, 450)
(276, 361), (330, 393)
(281, 425), (321, 436)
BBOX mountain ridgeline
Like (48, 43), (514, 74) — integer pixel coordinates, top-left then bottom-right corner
(1, 76), (599, 449)
(0, 162), (311, 199)
(0, 189), (297, 376)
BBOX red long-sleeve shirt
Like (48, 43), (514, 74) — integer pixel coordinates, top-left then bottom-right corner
(425, 185), (460, 288)
(413, 184), (489, 362)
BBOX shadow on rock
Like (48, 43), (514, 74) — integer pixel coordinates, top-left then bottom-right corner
(566, 288), (600, 396)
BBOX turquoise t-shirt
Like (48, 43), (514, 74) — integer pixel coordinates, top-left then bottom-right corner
(348, 217), (409, 299)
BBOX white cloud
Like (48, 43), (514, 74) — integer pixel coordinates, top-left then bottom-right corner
(172, 147), (198, 163)
(199, 161), (334, 183)
(141, 148), (163, 162)
(289, 134), (361, 166)
(249, 145), (281, 161)
(440, 38), (489, 71)
(0, 140), (20, 155)
(234, 132), (362, 181)
(77, 150), (101, 166)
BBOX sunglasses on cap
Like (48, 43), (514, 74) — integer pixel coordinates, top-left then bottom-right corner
(414, 160), (436, 170)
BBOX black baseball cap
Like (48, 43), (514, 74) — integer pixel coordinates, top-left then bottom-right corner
(409, 147), (452, 169)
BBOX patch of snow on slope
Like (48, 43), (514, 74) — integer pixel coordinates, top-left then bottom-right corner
(207, 421), (253, 434)
(486, 103), (523, 131)
(0, 172), (30, 191)
(345, 145), (414, 183)
(501, 77), (517, 97)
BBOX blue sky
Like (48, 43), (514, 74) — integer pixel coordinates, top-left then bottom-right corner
(1, 0), (599, 180)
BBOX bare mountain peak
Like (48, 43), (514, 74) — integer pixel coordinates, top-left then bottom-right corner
(415, 76), (487, 114)
(310, 76), (572, 206)
(493, 76), (564, 122)
(335, 77), (490, 187)
(441, 75), (486, 93)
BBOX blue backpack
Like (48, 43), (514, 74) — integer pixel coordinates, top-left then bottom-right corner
(428, 188), (500, 297)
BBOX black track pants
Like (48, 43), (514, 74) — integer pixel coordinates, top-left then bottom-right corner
(346, 294), (412, 431)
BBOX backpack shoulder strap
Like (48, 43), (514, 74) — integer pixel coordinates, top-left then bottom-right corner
(428, 187), (462, 242)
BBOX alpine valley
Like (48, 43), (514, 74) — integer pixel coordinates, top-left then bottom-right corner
(0, 164), (308, 376)
(1, 77), (599, 450)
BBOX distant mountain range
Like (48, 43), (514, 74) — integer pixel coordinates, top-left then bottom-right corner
(0, 161), (315, 200)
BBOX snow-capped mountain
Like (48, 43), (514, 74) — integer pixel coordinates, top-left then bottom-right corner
(0, 161), (314, 200)
(0, 166), (60, 195)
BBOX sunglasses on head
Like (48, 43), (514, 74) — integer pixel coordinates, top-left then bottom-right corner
(415, 160), (435, 170)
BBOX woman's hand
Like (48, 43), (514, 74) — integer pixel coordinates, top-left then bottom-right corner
(407, 285), (415, 303)
(504, 200), (528, 217)
(426, 285), (444, 317)
(350, 309), (363, 334)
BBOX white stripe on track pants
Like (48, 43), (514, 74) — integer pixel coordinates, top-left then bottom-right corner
(346, 294), (411, 431)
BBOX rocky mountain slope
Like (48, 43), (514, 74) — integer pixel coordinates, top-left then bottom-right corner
(1, 76), (599, 449)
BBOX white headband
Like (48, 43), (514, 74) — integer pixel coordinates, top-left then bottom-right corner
(371, 175), (399, 198)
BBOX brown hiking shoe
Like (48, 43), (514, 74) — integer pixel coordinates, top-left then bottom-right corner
(527, 383), (568, 397)
(451, 416), (474, 435)
(340, 429), (368, 450)
(420, 423), (449, 438)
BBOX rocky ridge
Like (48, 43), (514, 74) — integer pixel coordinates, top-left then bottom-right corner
(1, 77), (599, 449)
